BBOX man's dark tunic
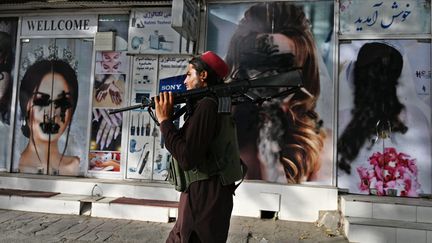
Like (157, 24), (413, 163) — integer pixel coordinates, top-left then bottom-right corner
(161, 97), (235, 243)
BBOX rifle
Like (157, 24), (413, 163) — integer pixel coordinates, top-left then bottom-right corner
(109, 68), (306, 125)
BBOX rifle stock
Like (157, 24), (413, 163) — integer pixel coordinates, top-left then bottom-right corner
(109, 68), (303, 115)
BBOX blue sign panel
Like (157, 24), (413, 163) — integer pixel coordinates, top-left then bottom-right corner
(159, 74), (186, 93)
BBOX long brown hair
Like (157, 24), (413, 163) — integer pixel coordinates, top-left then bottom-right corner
(337, 42), (407, 174)
(226, 2), (324, 182)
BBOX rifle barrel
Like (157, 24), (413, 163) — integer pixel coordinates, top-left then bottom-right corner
(109, 104), (143, 114)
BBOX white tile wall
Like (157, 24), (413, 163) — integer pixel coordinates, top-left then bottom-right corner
(0, 174), (339, 222)
(343, 200), (373, 218)
(133, 185), (180, 201)
(373, 204), (416, 222)
(427, 231), (432, 243)
(0, 195), (81, 215)
(92, 199), (172, 223)
(259, 192), (281, 212)
(396, 228), (427, 243)
(348, 225), (396, 243)
(279, 185), (338, 222)
(342, 195), (432, 243)
(418, 207), (432, 224)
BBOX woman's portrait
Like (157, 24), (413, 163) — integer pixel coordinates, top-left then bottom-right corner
(337, 40), (431, 196)
(95, 51), (127, 74)
(223, 2), (332, 184)
(18, 59), (80, 175)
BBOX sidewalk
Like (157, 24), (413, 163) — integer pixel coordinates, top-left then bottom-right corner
(0, 209), (348, 243)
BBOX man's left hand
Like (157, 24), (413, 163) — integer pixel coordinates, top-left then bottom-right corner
(155, 91), (174, 124)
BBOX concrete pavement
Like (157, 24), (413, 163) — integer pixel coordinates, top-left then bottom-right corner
(0, 209), (348, 243)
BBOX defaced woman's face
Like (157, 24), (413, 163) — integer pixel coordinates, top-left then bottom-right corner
(245, 33), (297, 79)
(28, 72), (73, 142)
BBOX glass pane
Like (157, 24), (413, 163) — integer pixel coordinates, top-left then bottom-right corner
(98, 14), (129, 51)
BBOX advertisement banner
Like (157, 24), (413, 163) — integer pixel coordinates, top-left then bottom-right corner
(337, 40), (431, 197)
(207, 1), (335, 185)
(129, 8), (179, 54)
(158, 55), (188, 93)
(13, 38), (93, 176)
(152, 55), (189, 181)
(126, 55), (158, 180)
(125, 54), (189, 180)
(88, 51), (128, 173)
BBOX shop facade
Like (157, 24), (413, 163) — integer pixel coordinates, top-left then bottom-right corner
(0, 0), (430, 223)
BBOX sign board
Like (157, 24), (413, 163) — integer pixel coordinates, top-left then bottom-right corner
(21, 15), (97, 36)
(159, 74), (186, 93)
(340, 0), (430, 35)
(129, 8), (185, 54)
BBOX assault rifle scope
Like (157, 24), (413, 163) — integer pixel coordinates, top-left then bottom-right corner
(109, 68), (306, 124)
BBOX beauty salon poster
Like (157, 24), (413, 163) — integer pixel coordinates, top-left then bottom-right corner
(207, 1), (335, 185)
(337, 40), (431, 197)
(88, 51), (128, 173)
(13, 38), (93, 176)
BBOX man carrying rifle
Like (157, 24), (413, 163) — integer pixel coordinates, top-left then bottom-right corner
(155, 51), (244, 243)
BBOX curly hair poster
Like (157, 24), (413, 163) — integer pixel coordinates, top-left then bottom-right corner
(207, 2), (335, 185)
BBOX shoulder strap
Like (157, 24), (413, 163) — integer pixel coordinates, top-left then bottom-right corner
(234, 159), (248, 191)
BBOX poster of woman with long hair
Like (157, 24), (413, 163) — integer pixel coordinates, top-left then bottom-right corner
(337, 40), (431, 197)
(207, 1), (335, 185)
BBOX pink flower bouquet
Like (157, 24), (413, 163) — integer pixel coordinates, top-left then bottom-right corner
(357, 147), (421, 197)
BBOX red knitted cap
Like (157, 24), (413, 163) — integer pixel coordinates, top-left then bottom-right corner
(199, 51), (229, 79)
